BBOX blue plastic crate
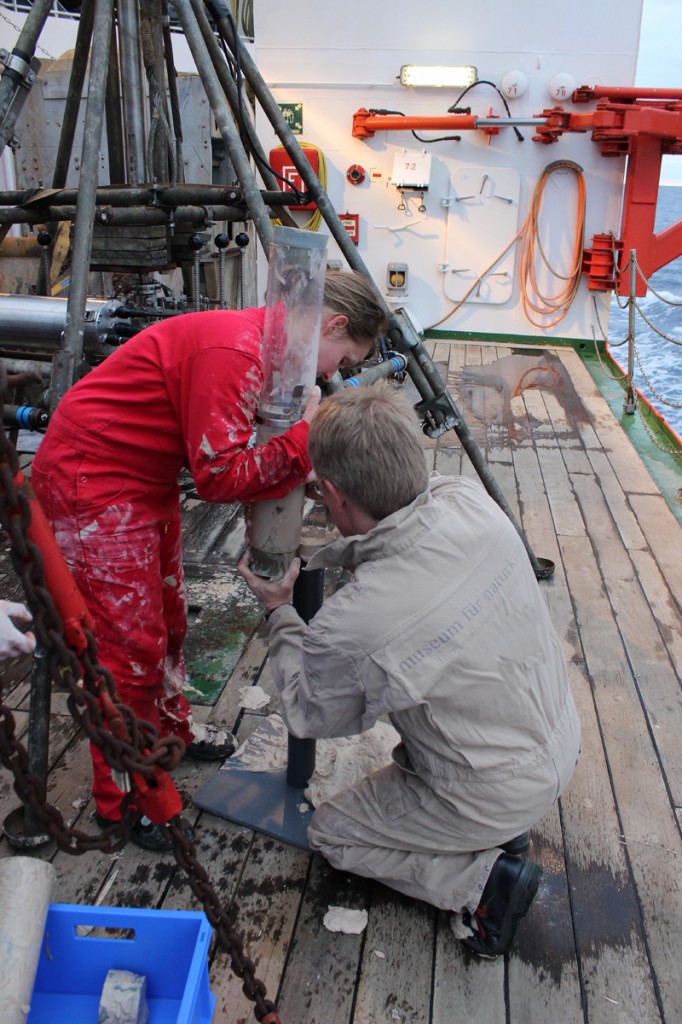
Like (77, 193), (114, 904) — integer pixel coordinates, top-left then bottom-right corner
(27, 903), (215, 1024)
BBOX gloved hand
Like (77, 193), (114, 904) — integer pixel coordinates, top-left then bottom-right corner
(0, 600), (36, 659)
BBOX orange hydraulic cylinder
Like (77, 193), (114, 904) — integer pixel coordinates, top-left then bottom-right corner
(574, 85), (682, 103)
(353, 108), (478, 139)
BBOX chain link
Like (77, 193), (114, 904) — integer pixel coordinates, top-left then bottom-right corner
(0, 365), (282, 1024)
(636, 259), (682, 307)
(591, 258), (682, 450)
(0, 6), (59, 60)
(633, 297), (682, 348)
(632, 334), (682, 410)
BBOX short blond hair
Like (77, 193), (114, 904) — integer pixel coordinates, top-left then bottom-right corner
(323, 271), (388, 344)
(309, 382), (429, 520)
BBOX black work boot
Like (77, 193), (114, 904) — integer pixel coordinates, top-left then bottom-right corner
(462, 854), (542, 958)
(500, 831), (530, 856)
(95, 813), (195, 853)
(184, 723), (236, 762)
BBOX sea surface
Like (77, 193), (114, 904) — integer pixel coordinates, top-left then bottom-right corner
(607, 184), (682, 437)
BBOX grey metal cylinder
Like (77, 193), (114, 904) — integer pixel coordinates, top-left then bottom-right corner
(0, 294), (119, 356)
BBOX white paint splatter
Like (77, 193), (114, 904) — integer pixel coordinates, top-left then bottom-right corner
(323, 907), (368, 935)
(238, 685), (270, 710)
(200, 434), (216, 458)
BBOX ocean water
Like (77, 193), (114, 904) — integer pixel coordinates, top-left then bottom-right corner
(607, 185), (682, 437)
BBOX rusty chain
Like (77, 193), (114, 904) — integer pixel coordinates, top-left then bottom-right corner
(0, 366), (282, 1024)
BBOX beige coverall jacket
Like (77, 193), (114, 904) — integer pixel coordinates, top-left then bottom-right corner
(267, 474), (581, 912)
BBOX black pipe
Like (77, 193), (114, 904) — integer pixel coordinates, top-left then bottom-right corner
(173, 0), (275, 251)
(190, 0), (298, 228)
(23, 641), (51, 837)
(3, 405), (49, 431)
(0, 184), (302, 210)
(51, 2), (96, 189)
(50, 0), (116, 413)
(285, 564), (324, 788)
(163, 10), (185, 185)
(94, 204), (246, 226)
(105, 13), (126, 185)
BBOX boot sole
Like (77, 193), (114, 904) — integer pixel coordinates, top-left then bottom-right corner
(463, 859), (542, 957)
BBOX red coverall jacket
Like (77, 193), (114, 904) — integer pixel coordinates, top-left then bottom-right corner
(31, 307), (311, 818)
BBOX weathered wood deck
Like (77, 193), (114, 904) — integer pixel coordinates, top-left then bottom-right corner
(1, 341), (682, 1023)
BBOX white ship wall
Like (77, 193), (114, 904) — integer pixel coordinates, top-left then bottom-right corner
(253, 0), (644, 341)
(1, 1), (645, 341)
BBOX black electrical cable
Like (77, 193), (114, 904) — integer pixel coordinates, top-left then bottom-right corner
(447, 80), (524, 141)
(411, 131), (461, 143)
(216, 6), (307, 199)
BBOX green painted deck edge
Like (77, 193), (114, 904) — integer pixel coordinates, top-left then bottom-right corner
(425, 327), (588, 352)
(427, 328), (682, 526)
(581, 348), (682, 526)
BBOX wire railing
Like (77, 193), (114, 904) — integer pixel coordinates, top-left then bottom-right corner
(592, 248), (682, 455)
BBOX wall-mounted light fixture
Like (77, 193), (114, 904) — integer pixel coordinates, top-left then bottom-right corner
(399, 65), (477, 89)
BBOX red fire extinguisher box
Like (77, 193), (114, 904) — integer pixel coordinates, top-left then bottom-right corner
(269, 147), (319, 210)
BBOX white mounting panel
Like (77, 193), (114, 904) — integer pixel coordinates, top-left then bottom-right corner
(445, 166), (520, 305)
(391, 150), (432, 189)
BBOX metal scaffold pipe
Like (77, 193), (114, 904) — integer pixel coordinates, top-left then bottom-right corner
(119, 0), (148, 184)
(209, 6), (367, 276)
(173, 0), (275, 251)
(0, 0), (53, 149)
(51, 3), (95, 190)
(105, 12), (126, 185)
(50, 0), (116, 412)
(189, 0), (297, 226)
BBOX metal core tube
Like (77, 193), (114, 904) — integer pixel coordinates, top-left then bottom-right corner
(248, 228), (328, 578)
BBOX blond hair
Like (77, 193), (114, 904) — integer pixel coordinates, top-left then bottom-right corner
(309, 382), (429, 520)
(323, 271), (388, 344)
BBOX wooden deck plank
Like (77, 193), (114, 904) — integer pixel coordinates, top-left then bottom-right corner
(534, 439), (587, 540)
(354, 889), (435, 1023)
(210, 834), (310, 1024)
(561, 662), (663, 1023)
(628, 492), (682, 611)
(508, 809), (584, 1024)
(570, 472), (682, 807)
(555, 350), (660, 497)
(275, 858), (370, 1024)
(629, 544), (682, 684)
(433, 912), (506, 1023)
(581, 448), (648, 551)
(561, 532), (682, 1022)
(513, 414), (662, 1022)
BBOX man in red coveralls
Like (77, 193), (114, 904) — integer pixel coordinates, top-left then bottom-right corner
(31, 270), (387, 850)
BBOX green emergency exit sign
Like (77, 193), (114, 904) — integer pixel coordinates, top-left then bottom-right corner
(278, 103), (303, 134)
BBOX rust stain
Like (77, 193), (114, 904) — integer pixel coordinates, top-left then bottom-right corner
(448, 350), (590, 446)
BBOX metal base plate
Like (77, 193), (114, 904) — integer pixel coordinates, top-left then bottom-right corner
(193, 765), (314, 851)
(192, 719), (314, 851)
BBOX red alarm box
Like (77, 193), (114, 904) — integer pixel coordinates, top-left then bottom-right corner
(339, 212), (360, 245)
(269, 147), (319, 210)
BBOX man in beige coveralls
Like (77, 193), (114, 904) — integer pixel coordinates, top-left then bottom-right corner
(239, 383), (580, 958)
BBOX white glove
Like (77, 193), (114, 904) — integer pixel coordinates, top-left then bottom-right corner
(0, 600), (36, 659)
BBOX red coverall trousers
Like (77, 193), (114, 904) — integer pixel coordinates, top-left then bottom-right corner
(31, 441), (194, 820)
